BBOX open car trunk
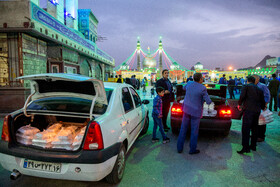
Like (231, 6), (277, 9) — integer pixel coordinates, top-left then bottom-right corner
(11, 73), (108, 151)
(11, 113), (89, 151)
(175, 83), (242, 119)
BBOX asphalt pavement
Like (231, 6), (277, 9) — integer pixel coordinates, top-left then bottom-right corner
(0, 87), (279, 187)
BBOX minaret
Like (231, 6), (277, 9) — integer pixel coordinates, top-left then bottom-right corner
(159, 37), (163, 74)
(137, 37), (141, 70)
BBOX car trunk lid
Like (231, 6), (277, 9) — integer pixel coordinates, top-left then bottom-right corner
(18, 73), (107, 120)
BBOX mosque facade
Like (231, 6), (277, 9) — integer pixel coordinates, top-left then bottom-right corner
(0, 0), (114, 112)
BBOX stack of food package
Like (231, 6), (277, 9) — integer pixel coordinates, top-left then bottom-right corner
(72, 126), (86, 150)
(259, 110), (274, 125)
(16, 125), (40, 145)
(203, 102), (217, 117)
(32, 123), (62, 148)
(17, 122), (87, 150)
(51, 125), (79, 150)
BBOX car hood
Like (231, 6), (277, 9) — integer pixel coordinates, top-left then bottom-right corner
(18, 73), (107, 105)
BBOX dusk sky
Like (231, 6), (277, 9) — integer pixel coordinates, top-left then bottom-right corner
(79, 0), (280, 70)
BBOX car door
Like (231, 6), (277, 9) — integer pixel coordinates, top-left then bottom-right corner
(121, 87), (138, 143)
(129, 87), (143, 134)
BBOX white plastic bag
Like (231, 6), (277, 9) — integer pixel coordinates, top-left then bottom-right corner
(259, 110), (274, 125)
(17, 124), (40, 136)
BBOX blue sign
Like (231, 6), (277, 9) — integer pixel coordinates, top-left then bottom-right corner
(30, 2), (113, 63)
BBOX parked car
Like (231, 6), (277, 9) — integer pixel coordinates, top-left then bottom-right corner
(0, 73), (149, 184)
(170, 83), (241, 135)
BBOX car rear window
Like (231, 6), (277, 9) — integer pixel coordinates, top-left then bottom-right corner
(36, 80), (96, 96)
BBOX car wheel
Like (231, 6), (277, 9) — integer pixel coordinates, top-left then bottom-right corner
(171, 127), (179, 135)
(140, 115), (149, 135)
(106, 145), (126, 184)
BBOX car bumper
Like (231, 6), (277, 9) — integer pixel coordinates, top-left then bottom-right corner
(0, 141), (122, 181)
(0, 152), (117, 181)
(0, 141), (121, 164)
(171, 116), (232, 132)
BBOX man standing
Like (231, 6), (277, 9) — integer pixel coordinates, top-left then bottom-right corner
(187, 75), (193, 82)
(117, 75), (122, 83)
(237, 76), (265, 154)
(156, 69), (174, 132)
(252, 75), (270, 142)
(219, 74), (227, 84)
(268, 74), (280, 111)
(240, 77), (245, 85)
(177, 73), (212, 154)
(228, 76), (235, 99)
(130, 75), (137, 89)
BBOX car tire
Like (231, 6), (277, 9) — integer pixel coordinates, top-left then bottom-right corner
(140, 115), (149, 135)
(106, 145), (126, 184)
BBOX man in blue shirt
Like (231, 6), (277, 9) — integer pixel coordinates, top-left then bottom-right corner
(252, 75), (270, 142)
(219, 74), (227, 84)
(177, 73), (212, 154)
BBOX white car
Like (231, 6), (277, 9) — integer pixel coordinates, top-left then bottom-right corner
(0, 73), (149, 184)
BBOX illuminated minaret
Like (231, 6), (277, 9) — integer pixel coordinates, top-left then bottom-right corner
(159, 37), (163, 74)
(137, 37), (141, 70)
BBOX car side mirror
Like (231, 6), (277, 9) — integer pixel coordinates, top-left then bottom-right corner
(142, 100), (149, 104)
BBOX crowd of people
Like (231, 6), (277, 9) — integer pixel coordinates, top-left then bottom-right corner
(115, 71), (280, 155)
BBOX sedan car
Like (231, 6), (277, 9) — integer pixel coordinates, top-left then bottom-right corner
(0, 73), (149, 184)
(170, 83), (241, 135)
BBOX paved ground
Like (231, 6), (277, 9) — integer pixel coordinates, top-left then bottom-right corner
(0, 87), (279, 187)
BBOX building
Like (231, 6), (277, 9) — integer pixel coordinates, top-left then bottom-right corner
(0, 0), (114, 112)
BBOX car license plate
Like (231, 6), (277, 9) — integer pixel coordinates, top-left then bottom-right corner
(23, 159), (61, 173)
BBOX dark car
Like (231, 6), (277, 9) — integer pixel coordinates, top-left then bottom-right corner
(170, 83), (241, 136)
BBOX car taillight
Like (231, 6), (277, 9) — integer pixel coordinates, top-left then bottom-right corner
(171, 106), (183, 115)
(1, 115), (10, 142)
(219, 109), (232, 118)
(83, 121), (104, 150)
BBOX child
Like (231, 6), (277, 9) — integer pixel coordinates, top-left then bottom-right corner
(152, 87), (170, 143)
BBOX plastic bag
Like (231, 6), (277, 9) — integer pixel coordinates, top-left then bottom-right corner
(34, 130), (57, 140)
(32, 138), (52, 148)
(56, 126), (79, 141)
(72, 126), (87, 150)
(259, 110), (274, 125)
(17, 124), (40, 136)
(46, 123), (63, 133)
(16, 125), (40, 145)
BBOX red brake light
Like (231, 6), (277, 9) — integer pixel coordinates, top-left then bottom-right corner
(83, 121), (104, 150)
(219, 109), (232, 117)
(171, 106), (183, 114)
(1, 115), (10, 142)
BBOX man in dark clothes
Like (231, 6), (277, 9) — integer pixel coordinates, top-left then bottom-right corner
(156, 69), (174, 132)
(237, 76), (265, 154)
(130, 75), (137, 89)
(117, 75), (122, 83)
(187, 76), (193, 82)
(268, 74), (280, 111)
(227, 76), (235, 99)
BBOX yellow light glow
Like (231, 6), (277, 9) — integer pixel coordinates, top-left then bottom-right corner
(228, 66), (233, 70)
